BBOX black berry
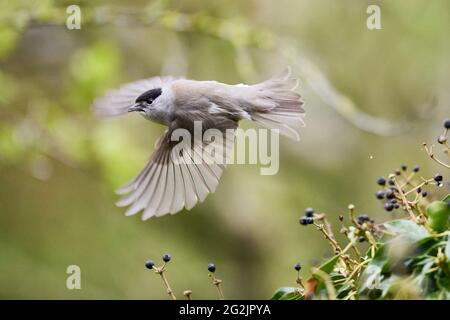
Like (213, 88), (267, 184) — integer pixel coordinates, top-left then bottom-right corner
(434, 173), (443, 182)
(375, 190), (385, 199)
(444, 119), (450, 129)
(145, 260), (155, 269)
(401, 164), (407, 171)
(384, 202), (394, 212)
(294, 263), (302, 271)
(421, 191), (428, 197)
(357, 214), (370, 224)
(305, 207), (314, 217)
(162, 254), (171, 262)
(207, 263), (216, 273)
(388, 179), (395, 186)
(385, 189), (395, 200)
(377, 177), (386, 186)
(358, 236), (365, 243)
(413, 165), (420, 173)
(299, 216), (314, 225)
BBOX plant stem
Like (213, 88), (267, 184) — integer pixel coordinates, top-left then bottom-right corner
(159, 271), (177, 300)
(314, 222), (341, 252)
(394, 179), (418, 223)
(423, 143), (450, 168)
(343, 259), (370, 285)
(212, 277), (224, 300)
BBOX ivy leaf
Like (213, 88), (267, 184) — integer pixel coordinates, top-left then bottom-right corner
(384, 219), (429, 242)
(270, 287), (302, 300)
(317, 254), (340, 274)
(359, 244), (388, 294)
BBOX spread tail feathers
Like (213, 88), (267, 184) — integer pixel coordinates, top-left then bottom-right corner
(249, 67), (305, 141)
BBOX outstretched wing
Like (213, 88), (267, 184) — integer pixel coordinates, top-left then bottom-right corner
(115, 114), (238, 220)
(92, 76), (180, 118)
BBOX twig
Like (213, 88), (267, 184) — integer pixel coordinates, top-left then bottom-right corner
(423, 143), (450, 169)
(393, 179), (418, 223)
(158, 271), (177, 300)
(314, 222), (341, 252)
(153, 263), (177, 300)
(209, 274), (225, 300)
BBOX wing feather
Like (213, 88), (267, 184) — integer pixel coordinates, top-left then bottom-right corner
(115, 110), (237, 219)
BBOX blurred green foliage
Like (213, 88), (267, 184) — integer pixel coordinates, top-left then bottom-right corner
(0, 0), (449, 299)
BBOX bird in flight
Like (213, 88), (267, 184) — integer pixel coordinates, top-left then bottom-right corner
(93, 68), (305, 220)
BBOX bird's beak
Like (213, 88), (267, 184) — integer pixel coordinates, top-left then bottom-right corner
(128, 103), (143, 113)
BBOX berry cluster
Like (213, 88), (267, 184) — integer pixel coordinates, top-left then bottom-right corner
(292, 203), (381, 299)
(374, 164), (444, 214)
(299, 208), (315, 225)
(145, 253), (176, 300)
(277, 118), (450, 300)
(145, 253), (171, 270)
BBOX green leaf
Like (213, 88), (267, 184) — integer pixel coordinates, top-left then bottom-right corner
(317, 254), (340, 274)
(280, 291), (304, 300)
(270, 287), (302, 300)
(443, 194), (450, 203)
(384, 219), (429, 242)
(358, 244), (389, 293)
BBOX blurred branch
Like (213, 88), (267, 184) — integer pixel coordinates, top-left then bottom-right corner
(285, 48), (414, 136)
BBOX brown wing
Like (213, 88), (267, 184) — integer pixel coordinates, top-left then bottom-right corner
(92, 76), (180, 118)
(116, 113), (238, 219)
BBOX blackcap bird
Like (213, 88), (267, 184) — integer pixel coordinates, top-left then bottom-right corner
(93, 68), (305, 220)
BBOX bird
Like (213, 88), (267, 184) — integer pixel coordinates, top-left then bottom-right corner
(93, 67), (305, 220)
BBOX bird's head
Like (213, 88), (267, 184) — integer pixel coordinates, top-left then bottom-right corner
(128, 87), (162, 116)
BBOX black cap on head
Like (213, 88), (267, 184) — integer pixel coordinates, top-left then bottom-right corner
(135, 88), (162, 104)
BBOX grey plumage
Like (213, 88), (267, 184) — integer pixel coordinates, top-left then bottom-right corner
(93, 68), (305, 219)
